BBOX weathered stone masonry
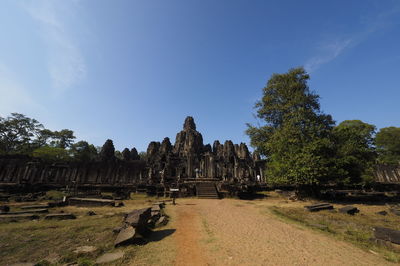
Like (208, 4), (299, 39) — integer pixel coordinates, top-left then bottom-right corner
(0, 117), (264, 188)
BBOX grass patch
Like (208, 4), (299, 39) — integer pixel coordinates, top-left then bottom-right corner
(44, 190), (66, 200)
(202, 218), (216, 244)
(0, 195), (174, 265)
(269, 205), (400, 263)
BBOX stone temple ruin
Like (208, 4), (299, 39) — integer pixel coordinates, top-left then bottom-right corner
(146, 116), (264, 184)
(0, 117), (265, 198)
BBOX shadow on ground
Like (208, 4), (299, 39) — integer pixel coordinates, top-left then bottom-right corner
(238, 193), (267, 200)
(148, 229), (176, 242)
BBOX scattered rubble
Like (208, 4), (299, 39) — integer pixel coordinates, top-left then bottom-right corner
(68, 197), (116, 207)
(376, 210), (388, 216)
(44, 213), (76, 220)
(96, 251), (124, 264)
(304, 203), (334, 212)
(114, 201), (169, 246)
(86, 210), (96, 216)
(339, 206), (359, 215)
(373, 227), (400, 245)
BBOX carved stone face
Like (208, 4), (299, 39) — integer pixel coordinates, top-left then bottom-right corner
(183, 116), (196, 131)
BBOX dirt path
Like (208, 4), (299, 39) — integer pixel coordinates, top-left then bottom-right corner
(174, 202), (207, 266)
(172, 199), (391, 266)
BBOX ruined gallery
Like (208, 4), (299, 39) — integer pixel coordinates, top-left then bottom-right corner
(0, 117), (265, 197)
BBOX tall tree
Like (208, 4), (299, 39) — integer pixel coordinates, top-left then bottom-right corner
(0, 113), (43, 154)
(376, 127), (400, 165)
(333, 120), (376, 184)
(36, 129), (55, 148)
(52, 129), (76, 149)
(246, 67), (336, 188)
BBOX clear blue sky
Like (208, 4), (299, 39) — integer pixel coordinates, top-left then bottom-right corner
(1, 0), (399, 152)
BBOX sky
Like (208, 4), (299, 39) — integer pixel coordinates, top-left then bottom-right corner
(0, 0), (399, 152)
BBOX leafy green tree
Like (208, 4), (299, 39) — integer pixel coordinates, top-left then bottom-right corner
(70, 141), (98, 161)
(0, 113), (44, 154)
(246, 67), (336, 189)
(376, 127), (400, 165)
(32, 146), (71, 161)
(51, 129), (75, 149)
(36, 129), (55, 147)
(100, 139), (115, 161)
(333, 120), (376, 184)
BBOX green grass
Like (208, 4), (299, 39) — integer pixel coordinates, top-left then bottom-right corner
(269, 205), (400, 263)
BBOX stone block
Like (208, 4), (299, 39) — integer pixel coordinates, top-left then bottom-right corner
(373, 227), (400, 245)
(125, 208), (151, 227)
(114, 226), (144, 246)
(304, 203), (334, 212)
(339, 206), (359, 215)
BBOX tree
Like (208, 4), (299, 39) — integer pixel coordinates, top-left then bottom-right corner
(36, 129), (55, 148)
(0, 113), (44, 154)
(122, 148), (131, 161)
(32, 146), (71, 161)
(100, 139), (115, 161)
(246, 67), (336, 189)
(51, 129), (76, 149)
(376, 127), (400, 165)
(333, 120), (376, 184)
(70, 141), (98, 162)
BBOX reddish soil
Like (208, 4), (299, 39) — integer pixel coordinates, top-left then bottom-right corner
(172, 199), (392, 266)
(174, 203), (208, 266)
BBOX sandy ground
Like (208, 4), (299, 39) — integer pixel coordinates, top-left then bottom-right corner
(172, 198), (392, 266)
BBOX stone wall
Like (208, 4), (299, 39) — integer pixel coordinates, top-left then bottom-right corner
(0, 117), (264, 187)
(375, 165), (400, 183)
(0, 156), (146, 186)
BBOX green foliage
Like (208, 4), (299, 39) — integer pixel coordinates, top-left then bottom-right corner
(247, 67), (336, 187)
(70, 141), (98, 162)
(333, 120), (377, 184)
(0, 112), (102, 162)
(51, 129), (76, 149)
(32, 146), (71, 162)
(0, 113), (44, 154)
(376, 127), (400, 165)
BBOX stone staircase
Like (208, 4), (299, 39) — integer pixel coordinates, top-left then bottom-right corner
(196, 182), (219, 199)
